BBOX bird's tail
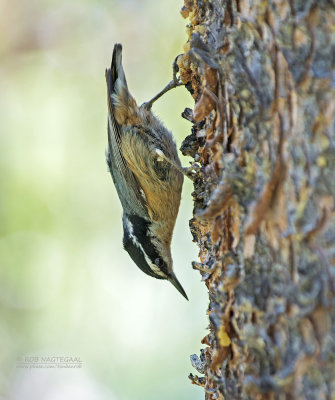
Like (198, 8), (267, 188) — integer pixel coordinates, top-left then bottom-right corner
(106, 43), (139, 127)
(106, 43), (128, 94)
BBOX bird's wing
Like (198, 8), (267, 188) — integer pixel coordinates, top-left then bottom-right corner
(105, 45), (148, 218)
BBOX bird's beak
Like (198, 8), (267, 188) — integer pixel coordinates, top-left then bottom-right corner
(168, 272), (188, 300)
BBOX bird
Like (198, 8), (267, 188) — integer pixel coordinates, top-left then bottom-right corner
(105, 43), (188, 300)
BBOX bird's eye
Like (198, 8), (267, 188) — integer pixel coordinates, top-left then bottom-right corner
(155, 258), (163, 267)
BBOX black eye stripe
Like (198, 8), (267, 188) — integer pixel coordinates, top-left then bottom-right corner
(122, 214), (169, 277)
(123, 233), (164, 279)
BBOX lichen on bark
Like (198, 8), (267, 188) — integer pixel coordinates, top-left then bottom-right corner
(178, 0), (335, 399)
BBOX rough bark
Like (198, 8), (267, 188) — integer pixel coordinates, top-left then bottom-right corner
(178, 1), (335, 399)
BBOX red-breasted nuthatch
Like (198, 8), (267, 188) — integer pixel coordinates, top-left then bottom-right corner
(105, 43), (188, 300)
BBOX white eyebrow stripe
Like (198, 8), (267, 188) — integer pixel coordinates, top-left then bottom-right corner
(123, 216), (167, 278)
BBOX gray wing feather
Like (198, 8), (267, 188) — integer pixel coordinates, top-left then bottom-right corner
(106, 120), (148, 217)
(106, 59), (148, 218)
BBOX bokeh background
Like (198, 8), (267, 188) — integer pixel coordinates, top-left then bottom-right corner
(0, 0), (208, 399)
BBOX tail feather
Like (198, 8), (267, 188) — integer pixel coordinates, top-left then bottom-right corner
(106, 43), (127, 95)
(106, 44), (139, 127)
(111, 43), (122, 83)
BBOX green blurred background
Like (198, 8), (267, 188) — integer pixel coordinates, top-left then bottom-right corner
(0, 0), (208, 399)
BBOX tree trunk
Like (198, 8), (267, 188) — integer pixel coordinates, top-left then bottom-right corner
(178, 1), (335, 399)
